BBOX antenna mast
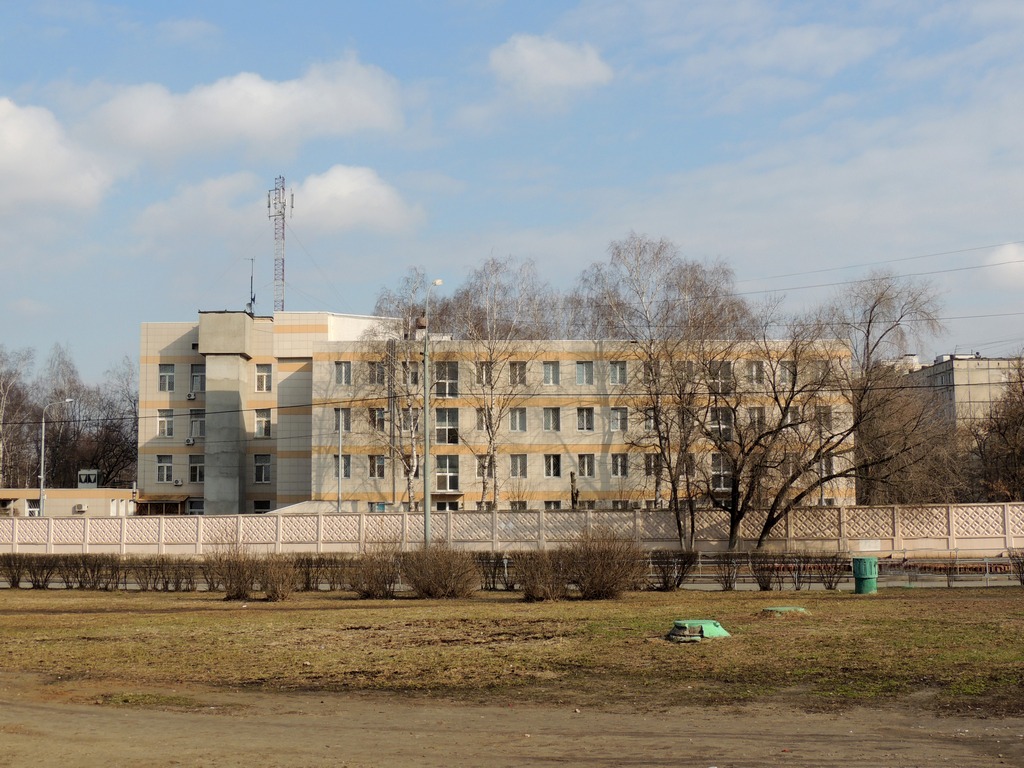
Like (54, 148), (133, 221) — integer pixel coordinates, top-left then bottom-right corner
(267, 175), (293, 312)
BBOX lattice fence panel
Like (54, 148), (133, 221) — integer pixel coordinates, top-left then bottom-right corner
(900, 507), (949, 538)
(591, 511), (635, 538)
(954, 505), (1006, 538)
(845, 509), (894, 538)
(320, 515), (359, 542)
(640, 510), (677, 541)
(163, 517), (199, 544)
(1013, 505), (1024, 537)
(241, 516), (277, 544)
(365, 515), (403, 543)
(53, 518), (85, 545)
(452, 512), (492, 541)
(89, 518), (122, 544)
(791, 508), (841, 539)
(126, 518), (160, 545)
(545, 512), (586, 541)
(496, 512), (540, 541)
(0, 519), (12, 544)
(202, 517), (237, 545)
(283, 515), (320, 543)
(693, 509), (729, 541)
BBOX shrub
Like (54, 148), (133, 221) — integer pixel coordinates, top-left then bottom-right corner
(566, 529), (647, 600)
(128, 556), (159, 592)
(787, 552), (816, 591)
(349, 545), (401, 599)
(498, 552), (520, 591)
(516, 550), (570, 602)
(324, 553), (352, 591)
(207, 545), (261, 601)
(26, 554), (60, 590)
(0, 552), (27, 588)
(294, 554), (326, 592)
(647, 549), (699, 591)
(261, 554), (299, 602)
(402, 545), (478, 599)
(749, 551), (786, 591)
(475, 552), (504, 591)
(712, 552), (745, 591)
(813, 551), (849, 590)
(1008, 548), (1024, 586)
(198, 555), (221, 592)
(56, 554), (85, 589)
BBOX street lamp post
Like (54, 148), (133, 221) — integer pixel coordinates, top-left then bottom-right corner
(422, 278), (442, 548)
(39, 398), (74, 517)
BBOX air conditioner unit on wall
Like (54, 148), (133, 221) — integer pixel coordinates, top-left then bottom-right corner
(173, 479), (183, 486)
(186, 392), (196, 400)
(72, 503), (88, 513)
(184, 437), (195, 446)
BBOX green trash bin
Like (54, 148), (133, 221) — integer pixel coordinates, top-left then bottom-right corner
(852, 556), (878, 594)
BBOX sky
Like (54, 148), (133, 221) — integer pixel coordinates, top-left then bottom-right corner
(4, 0), (1024, 382)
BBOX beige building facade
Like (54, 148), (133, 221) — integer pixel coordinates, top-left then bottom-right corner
(907, 354), (1018, 425)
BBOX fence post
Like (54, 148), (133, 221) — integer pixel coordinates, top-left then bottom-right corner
(196, 515), (204, 556)
(120, 516), (127, 556)
(158, 516), (166, 555)
(11, 517), (18, 554)
(276, 513), (284, 554)
(83, 517), (90, 554)
(46, 517), (54, 554)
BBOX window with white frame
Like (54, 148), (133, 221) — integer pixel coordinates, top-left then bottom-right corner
(369, 455), (386, 478)
(543, 407), (560, 431)
(815, 405), (833, 431)
(475, 407), (490, 431)
(436, 455), (459, 491)
(708, 361), (733, 394)
(369, 408), (386, 431)
(335, 454), (351, 479)
(476, 455), (494, 478)
(255, 364), (272, 392)
(542, 361), (560, 385)
(643, 361), (660, 385)
(335, 361), (352, 385)
(190, 364), (205, 393)
(544, 454), (561, 477)
(476, 361), (493, 386)
(189, 455), (204, 483)
(157, 409), (173, 438)
(509, 407), (527, 432)
(544, 500), (562, 510)
(778, 360), (797, 389)
(159, 364), (175, 392)
(509, 500), (528, 511)
(435, 361), (459, 398)
(254, 454), (271, 483)
(187, 499), (204, 515)
(611, 500), (630, 510)
(711, 453), (733, 491)
(156, 455), (172, 483)
(610, 407), (628, 432)
(577, 407), (594, 431)
(368, 361), (387, 386)
(255, 409), (271, 438)
(782, 406), (801, 426)
(509, 361), (527, 386)
(510, 454), (527, 478)
(578, 499), (596, 510)
(436, 407), (459, 444)
(402, 455), (419, 478)
(644, 408), (656, 431)
(576, 361), (594, 385)
(709, 407), (733, 442)
(746, 360), (765, 386)
(609, 360), (627, 385)
(611, 453), (628, 477)
(747, 406), (765, 431)
(400, 408), (420, 433)
(577, 453), (595, 478)
(189, 409), (205, 438)
(367, 501), (387, 513)
(644, 454), (661, 477)
(402, 361), (419, 386)
(335, 407), (351, 432)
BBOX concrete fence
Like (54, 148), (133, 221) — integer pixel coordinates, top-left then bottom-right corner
(1, 502), (1022, 556)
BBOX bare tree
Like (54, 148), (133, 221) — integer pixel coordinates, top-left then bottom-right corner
(969, 356), (1024, 501)
(0, 346), (35, 487)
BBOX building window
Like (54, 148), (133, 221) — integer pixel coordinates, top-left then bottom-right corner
(509, 361), (527, 386)
(747, 360), (765, 386)
(369, 361), (387, 386)
(255, 409), (271, 438)
(815, 405), (833, 431)
(709, 407), (733, 442)
(435, 361), (459, 398)
(436, 455), (459, 491)
(779, 360), (797, 389)
(509, 407), (527, 432)
(477, 455), (494, 478)
(255, 364), (272, 392)
(368, 501), (387, 513)
(576, 361), (594, 385)
(543, 407), (560, 431)
(611, 453), (628, 477)
(187, 499), (205, 516)
(577, 407), (594, 431)
(509, 500), (528, 511)
(644, 454), (661, 477)
(644, 408), (656, 431)
(335, 454), (351, 479)
(335, 361), (352, 385)
(747, 406), (765, 431)
(544, 500), (562, 510)
(335, 408), (351, 432)
(402, 361), (419, 386)
(578, 453), (595, 478)
(189, 455), (204, 483)
(159, 364), (175, 392)
(543, 361), (560, 385)
(476, 407), (490, 431)
(369, 408), (386, 431)
(708, 361), (733, 394)
(436, 501), (459, 511)
(402, 455), (420, 478)
(436, 408), (459, 444)
(189, 409), (205, 438)
(254, 454), (271, 484)
(400, 408), (420, 432)
(609, 361), (627, 385)
(476, 361), (493, 386)
(253, 500), (272, 514)
(578, 499), (596, 510)
(544, 454), (561, 477)
(369, 455), (386, 478)
(190, 364), (205, 393)
(156, 455), (172, 483)
(157, 409), (173, 438)
(510, 454), (527, 478)
(611, 500), (630, 510)
(643, 361), (661, 385)
(782, 406), (801, 427)
(610, 407), (628, 432)
(712, 453), (733, 492)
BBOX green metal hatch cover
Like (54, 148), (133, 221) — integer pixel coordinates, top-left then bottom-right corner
(667, 619), (731, 642)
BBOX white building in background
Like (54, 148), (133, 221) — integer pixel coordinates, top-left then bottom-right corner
(907, 353), (1018, 425)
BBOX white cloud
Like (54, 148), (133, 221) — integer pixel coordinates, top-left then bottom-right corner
(134, 172), (262, 243)
(296, 165), (423, 233)
(156, 18), (219, 44)
(489, 35), (613, 104)
(83, 55), (403, 159)
(984, 244), (1024, 289)
(0, 98), (109, 214)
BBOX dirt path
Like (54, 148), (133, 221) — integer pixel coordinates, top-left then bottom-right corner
(1, 673), (1022, 767)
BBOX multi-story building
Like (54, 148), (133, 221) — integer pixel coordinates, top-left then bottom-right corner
(907, 353), (1018, 425)
(138, 310), (856, 514)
